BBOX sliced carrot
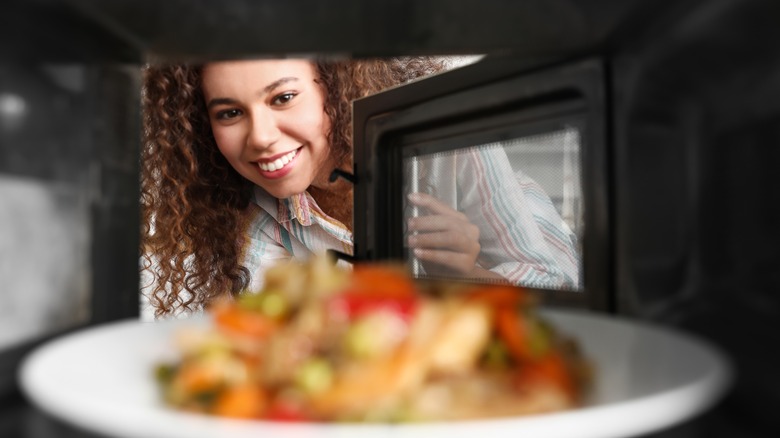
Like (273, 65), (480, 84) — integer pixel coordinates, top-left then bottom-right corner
(349, 264), (417, 298)
(495, 307), (535, 363)
(514, 350), (574, 398)
(466, 284), (529, 308)
(213, 304), (278, 339)
(175, 363), (222, 394)
(212, 384), (268, 419)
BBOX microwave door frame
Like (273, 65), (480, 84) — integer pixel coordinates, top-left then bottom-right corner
(352, 57), (610, 311)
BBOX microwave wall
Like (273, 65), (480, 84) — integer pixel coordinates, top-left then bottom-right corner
(2, 0), (779, 436)
(0, 0), (142, 396)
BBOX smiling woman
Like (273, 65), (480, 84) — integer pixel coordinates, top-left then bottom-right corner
(140, 58), (446, 318)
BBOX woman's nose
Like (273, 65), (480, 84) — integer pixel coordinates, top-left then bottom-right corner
(247, 108), (281, 150)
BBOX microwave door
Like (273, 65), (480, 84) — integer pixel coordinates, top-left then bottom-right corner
(351, 56), (609, 311)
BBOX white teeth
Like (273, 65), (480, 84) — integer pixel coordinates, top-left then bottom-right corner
(258, 149), (297, 172)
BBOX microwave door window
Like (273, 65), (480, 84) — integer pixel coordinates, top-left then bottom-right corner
(402, 127), (583, 291)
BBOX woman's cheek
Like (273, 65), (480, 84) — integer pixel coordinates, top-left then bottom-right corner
(211, 127), (240, 158)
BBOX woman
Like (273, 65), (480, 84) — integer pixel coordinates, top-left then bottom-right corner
(141, 57), (577, 319)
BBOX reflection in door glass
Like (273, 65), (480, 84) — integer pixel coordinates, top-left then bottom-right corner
(402, 127), (582, 291)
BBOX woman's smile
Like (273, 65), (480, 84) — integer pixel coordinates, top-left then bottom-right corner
(255, 147), (301, 178)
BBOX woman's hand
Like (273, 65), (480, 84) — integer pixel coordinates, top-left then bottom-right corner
(406, 192), (481, 276)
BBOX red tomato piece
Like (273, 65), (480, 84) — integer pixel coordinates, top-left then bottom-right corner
(265, 401), (310, 422)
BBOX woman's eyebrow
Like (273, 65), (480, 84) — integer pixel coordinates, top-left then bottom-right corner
(263, 77), (298, 94)
(207, 97), (238, 110)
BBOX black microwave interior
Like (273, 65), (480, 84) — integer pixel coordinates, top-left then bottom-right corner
(3, 0), (780, 437)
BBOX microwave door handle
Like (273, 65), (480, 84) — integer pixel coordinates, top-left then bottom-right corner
(329, 168), (356, 184)
(409, 158), (422, 277)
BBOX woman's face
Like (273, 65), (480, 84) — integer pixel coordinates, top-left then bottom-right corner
(201, 59), (332, 199)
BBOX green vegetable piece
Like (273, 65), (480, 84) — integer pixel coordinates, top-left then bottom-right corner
(155, 363), (177, 384)
(344, 320), (377, 360)
(238, 290), (288, 318)
(343, 312), (406, 360)
(483, 339), (510, 369)
(528, 318), (551, 358)
(237, 292), (265, 310)
(294, 358), (334, 395)
(260, 291), (288, 318)
(193, 389), (220, 408)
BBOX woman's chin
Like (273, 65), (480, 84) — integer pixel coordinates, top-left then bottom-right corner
(262, 185), (307, 200)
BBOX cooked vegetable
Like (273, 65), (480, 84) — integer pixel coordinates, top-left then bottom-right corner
(294, 358), (334, 395)
(212, 384), (268, 419)
(154, 257), (592, 422)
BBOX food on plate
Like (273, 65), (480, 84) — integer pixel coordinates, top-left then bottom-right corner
(154, 257), (593, 422)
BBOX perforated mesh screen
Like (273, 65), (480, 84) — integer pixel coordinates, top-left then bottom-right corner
(402, 127), (583, 291)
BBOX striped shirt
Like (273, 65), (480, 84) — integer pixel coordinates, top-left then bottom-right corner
(243, 187), (353, 292)
(242, 144), (580, 292)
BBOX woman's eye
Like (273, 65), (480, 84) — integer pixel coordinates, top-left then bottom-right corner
(272, 92), (297, 106)
(216, 108), (242, 120)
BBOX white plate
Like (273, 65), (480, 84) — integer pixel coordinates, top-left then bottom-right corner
(18, 309), (732, 438)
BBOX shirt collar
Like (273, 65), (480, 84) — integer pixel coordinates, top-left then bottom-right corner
(252, 186), (350, 236)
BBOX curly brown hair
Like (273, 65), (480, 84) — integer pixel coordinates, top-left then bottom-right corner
(141, 57), (445, 317)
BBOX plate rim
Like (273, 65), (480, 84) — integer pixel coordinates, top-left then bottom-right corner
(18, 309), (733, 438)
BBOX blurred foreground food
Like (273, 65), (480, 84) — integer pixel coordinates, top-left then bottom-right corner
(155, 257), (593, 422)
